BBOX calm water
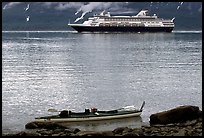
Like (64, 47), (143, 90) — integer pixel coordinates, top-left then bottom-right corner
(2, 31), (202, 132)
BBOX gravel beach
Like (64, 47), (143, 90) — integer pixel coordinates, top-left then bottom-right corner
(2, 105), (202, 136)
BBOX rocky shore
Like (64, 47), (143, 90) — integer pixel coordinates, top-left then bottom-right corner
(2, 105), (202, 136)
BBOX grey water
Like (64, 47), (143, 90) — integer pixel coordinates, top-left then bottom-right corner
(2, 31), (202, 133)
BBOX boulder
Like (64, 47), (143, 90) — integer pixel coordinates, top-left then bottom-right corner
(150, 105), (202, 125)
(25, 121), (39, 129)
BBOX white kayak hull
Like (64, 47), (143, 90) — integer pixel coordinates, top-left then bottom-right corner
(34, 112), (142, 123)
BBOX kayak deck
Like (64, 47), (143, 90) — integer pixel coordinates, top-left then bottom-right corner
(36, 110), (141, 119)
(35, 112), (142, 123)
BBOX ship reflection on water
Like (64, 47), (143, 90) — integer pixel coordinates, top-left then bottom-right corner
(64, 116), (143, 131)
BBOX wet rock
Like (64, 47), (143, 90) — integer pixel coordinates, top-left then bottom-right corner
(38, 130), (53, 136)
(51, 133), (61, 136)
(70, 128), (81, 134)
(76, 131), (103, 136)
(122, 132), (139, 136)
(25, 121), (67, 129)
(122, 127), (133, 133)
(16, 131), (40, 136)
(173, 129), (186, 136)
(53, 128), (64, 134)
(112, 127), (128, 134)
(132, 128), (144, 136)
(100, 131), (114, 136)
(63, 128), (74, 134)
(150, 105), (201, 125)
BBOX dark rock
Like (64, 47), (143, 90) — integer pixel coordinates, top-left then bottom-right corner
(25, 122), (39, 129)
(16, 131), (40, 136)
(112, 127), (128, 134)
(51, 133), (61, 136)
(132, 128), (144, 136)
(122, 127), (133, 133)
(53, 128), (64, 134)
(71, 128), (81, 134)
(100, 131), (114, 136)
(39, 130), (53, 136)
(76, 131), (103, 136)
(172, 129), (186, 136)
(63, 128), (73, 134)
(122, 132), (139, 136)
(25, 121), (67, 129)
(59, 110), (69, 118)
(150, 105), (201, 125)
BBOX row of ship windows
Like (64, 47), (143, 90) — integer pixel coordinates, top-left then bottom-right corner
(97, 24), (174, 27)
(101, 20), (162, 24)
(92, 22), (173, 25)
(163, 23), (174, 25)
(104, 18), (159, 21)
(98, 23), (144, 27)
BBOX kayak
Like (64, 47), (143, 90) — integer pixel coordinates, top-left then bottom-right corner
(34, 101), (145, 123)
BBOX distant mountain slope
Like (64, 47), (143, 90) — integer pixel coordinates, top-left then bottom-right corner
(2, 2), (202, 31)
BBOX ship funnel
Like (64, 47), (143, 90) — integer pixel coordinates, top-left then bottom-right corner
(136, 10), (148, 16)
(171, 17), (175, 22)
(100, 10), (106, 16)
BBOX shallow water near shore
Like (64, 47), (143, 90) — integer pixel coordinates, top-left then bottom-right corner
(2, 31), (202, 133)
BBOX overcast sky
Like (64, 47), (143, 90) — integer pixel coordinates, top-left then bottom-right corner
(2, 2), (202, 13)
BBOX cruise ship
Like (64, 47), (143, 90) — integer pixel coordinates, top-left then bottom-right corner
(68, 10), (175, 33)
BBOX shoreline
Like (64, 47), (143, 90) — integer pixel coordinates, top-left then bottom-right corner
(2, 118), (202, 136)
(2, 105), (202, 136)
(2, 120), (150, 134)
